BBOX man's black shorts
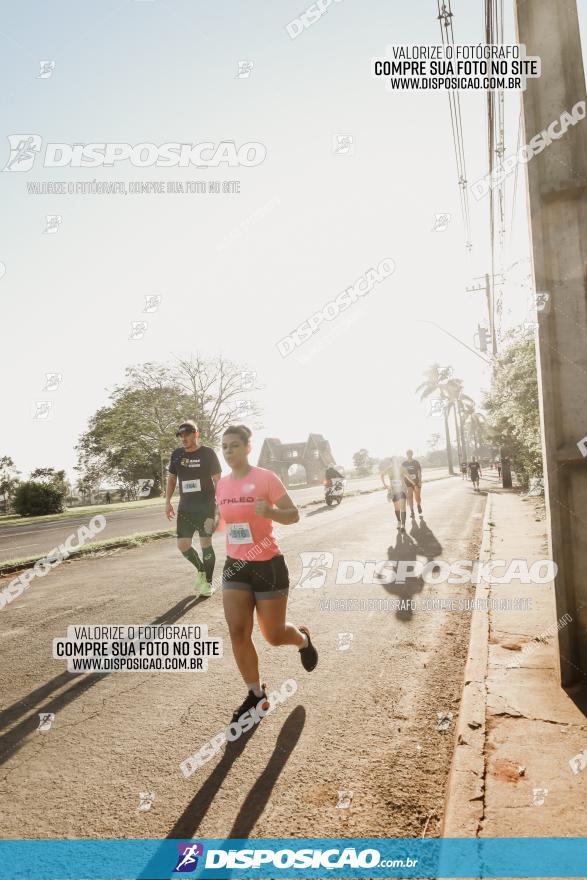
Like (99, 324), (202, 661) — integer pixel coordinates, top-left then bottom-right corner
(177, 505), (215, 539)
(222, 554), (289, 599)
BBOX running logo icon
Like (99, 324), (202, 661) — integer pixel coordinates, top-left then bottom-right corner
(297, 551), (333, 588)
(3, 134), (42, 171)
(174, 843), (204, 873)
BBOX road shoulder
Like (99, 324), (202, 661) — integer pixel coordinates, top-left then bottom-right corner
(443, 485), (587, 839)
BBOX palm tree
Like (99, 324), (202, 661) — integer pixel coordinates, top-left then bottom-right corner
(444, 379), (474, 466)
(463, 406), (487, 457)
(417, 364), (455, 475)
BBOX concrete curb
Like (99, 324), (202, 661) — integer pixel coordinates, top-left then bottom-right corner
(441, 492), (493, 837)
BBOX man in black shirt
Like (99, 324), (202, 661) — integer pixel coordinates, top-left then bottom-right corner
(166, 420), (222, 596)
(468, 458), (482, 491)
(402, 449), (423, 517)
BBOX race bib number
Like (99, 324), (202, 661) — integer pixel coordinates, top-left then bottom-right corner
(391, 480), (402, 491)
(182, 479), (201, 493)
(228, 522), (253, 544)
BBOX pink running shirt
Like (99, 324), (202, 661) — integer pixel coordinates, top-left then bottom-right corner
(215, 466), (288, 561)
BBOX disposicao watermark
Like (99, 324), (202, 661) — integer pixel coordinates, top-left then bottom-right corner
(471, 101), (586, 199)
(505, 612), (572, 669)
(179, 678), (297, 778)
(285, 0), (343, 40)
(3, 137), (267, 171)
(276, 258), (395, 358)
(295, 553), (557, 587)
(0, 515), (106, 610)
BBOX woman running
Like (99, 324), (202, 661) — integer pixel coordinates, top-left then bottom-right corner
(381, 456), (415, 533)
(216, 424), (318, 723)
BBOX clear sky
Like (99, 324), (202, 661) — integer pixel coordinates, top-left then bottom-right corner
(1, 0), (586, 480)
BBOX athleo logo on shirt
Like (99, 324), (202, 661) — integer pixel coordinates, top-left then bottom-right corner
(219, 497), (255, 504)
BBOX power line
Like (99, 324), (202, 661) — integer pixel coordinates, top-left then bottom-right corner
(436, 0), (473, 252)
(508, 102), (523, 259)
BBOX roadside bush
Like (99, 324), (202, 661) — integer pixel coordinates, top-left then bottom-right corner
(484, 334), (543, 491)
(12, 481), (65, 516)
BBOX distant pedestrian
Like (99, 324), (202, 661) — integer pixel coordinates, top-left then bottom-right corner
(105, 491), (111, 504)
(468, 458), (482, 491)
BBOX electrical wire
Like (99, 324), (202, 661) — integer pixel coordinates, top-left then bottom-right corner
(436, 0), (473, 251)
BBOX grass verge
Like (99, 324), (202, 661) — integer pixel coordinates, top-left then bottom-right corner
(0, 496), (164, 528)
(0, 529), (174, 577)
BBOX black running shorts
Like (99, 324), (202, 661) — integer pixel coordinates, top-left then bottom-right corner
(222, 554), (289, 599)
(177, 505), (215, 539)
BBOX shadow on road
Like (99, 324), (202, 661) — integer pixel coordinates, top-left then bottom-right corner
(228, 706), (305, 837)
(0, 593), (209, 764)
(304, 505), (334, 517)
(408, 516), (443, 561)
(564, 681), (587, 718)
(138, 706), (305, 879)
(378, 533), (425, 621)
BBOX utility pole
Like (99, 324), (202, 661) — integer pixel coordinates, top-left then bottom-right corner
(515, 0), (587, 686)
(466, 273), (503, 356)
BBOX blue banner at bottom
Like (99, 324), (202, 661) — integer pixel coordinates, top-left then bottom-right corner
(0, 838), (585, 879)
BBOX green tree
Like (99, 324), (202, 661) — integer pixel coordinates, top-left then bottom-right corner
(76, 355), (261, 495)
(484, 334), (542, 490)
(463, 407), (487, 457)
(76, 372), (187, 497)
(13, 481), (65, 516)
(30, 467), (70, 497)
(353, 449), (375, 477)
(417, 364), (456, 474)
(0, 456), (20, 510)
(444, 378), (475, 465)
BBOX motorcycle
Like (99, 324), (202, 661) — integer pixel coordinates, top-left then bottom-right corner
(324, 477), (345, 507)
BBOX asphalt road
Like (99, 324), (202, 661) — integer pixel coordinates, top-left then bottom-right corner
(0, 473), (486, 844)
(0, 470), (448, 563)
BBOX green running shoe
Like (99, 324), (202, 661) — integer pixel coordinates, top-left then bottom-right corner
(197, 572), (214, 597)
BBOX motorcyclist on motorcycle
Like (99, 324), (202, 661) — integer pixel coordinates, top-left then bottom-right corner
(324, 465), (345, 506)
(325, 465), (344, 481)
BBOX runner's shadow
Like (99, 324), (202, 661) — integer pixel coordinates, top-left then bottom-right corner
(228, 706), (305, 837)
(378, 533), (424, 621)
(166, 706), (304, 840)
(0, 594), (208, 764)
(138, 707), (305, 878)
(408, 516), (443, 562)
(304, 506), (334, 517)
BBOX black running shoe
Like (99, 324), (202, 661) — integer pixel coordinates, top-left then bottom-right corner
(298, 626), (318, 672)
(231, 686), (269, 724)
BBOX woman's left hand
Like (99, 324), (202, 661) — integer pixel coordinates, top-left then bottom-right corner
(255, 499), (272, 518)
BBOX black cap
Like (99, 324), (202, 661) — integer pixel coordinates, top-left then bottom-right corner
(176, 422), (197, 437)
